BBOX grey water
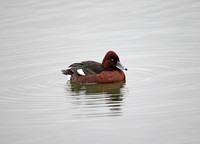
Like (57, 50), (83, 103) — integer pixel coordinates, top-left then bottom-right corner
(0, 0), (200, 143)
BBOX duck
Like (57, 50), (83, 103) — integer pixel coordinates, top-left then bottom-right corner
(62, 51), (127, 84)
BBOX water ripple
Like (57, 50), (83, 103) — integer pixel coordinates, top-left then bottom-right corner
(65, 81), (127, 118)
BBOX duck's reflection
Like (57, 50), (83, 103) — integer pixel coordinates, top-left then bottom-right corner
(67, 81), (126, 117)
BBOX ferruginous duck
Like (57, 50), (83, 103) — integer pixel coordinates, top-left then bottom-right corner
(62, 51), (127, 84)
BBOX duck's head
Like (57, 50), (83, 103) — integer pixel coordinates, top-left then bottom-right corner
(102, 51), (127, 71)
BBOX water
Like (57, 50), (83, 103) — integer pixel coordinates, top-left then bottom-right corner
(0, 0), (200, 143)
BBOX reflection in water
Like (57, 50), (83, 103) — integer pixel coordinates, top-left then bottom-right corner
(66, 81), (126, 118)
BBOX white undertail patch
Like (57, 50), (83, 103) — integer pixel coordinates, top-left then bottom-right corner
(77, 69), (85, 75)
(67, 75), (71, 81)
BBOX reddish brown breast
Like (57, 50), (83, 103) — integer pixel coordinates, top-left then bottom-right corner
(71, 70), (125, 84)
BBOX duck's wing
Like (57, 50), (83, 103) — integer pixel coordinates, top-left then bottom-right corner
(81, 61), (105, 75)
(62, 61), (105, 76)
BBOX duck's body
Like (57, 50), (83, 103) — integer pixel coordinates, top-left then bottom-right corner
(62, 51), (127, 84)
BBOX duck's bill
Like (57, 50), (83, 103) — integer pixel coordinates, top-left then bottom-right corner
(116, 61), (128, 71)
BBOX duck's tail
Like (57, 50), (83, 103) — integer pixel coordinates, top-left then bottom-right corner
(61, 69), (73, 75)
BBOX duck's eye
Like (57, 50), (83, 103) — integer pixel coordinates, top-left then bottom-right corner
(111, 58), (114, 61)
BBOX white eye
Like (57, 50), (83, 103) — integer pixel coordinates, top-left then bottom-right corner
(111, 58), (114, 61)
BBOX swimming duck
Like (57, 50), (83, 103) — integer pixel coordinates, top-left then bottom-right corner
(62, 51), (127, 84)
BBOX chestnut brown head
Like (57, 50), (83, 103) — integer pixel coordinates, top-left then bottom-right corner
(102, 51), (127, 71)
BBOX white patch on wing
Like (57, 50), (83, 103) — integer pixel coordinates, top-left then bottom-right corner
(77, 69), (85, 75)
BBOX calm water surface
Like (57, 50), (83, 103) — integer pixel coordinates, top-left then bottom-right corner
(0, 0), (200, 144)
